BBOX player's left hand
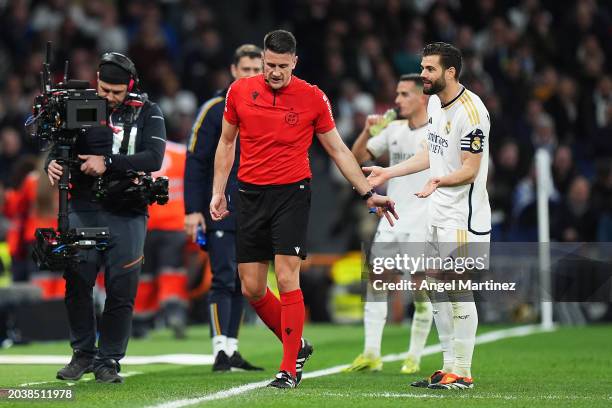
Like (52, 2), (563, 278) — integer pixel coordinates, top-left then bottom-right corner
(78, 155), (106, 176)
(416, 177), (441, 198)
(366, 194), (399, 226)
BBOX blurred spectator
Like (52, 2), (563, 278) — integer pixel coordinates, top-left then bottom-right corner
(532, 66), (558, 103)
(592, 104), (612, 160)
(507, 0), (540, 34)
(0, 0), (32, 68)
(429, 4), (457, 43)
(591, 161), (612, 241)
(512, 163), (560, 241)
(531, 113), (557, 155)
(352, 34), (388, 94)
(586, 74), (611, 146)
(552, 177), (598, 242)
(182, 28), (228, 102)
(0, 75), (31, 131)
(0, 127), (24, 185)
(545, 76), (580, 143)
(30, 0), (67, 33)
(524, 9), (557, 67)
(490, 139), (522, 231)
(97, 2), (129, 54)
(393, 26), (425, 76)
(128, 5), (173, 94)
(552, 145), (578, 196)
(335, 80), (374, 143)
(158, 62), (197, 143)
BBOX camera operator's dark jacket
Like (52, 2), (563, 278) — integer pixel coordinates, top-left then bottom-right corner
(46, 94), (166, 213)
(184, 89), (238, 231)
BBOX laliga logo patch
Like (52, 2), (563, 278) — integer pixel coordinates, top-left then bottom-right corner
(285, 112), (299, 125)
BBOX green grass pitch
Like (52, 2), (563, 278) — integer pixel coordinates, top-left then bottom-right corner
(0, 324), (611, 407)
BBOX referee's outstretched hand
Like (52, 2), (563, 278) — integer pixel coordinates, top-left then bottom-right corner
(210, 193), (230, 221)
(367, 194), (399, 226)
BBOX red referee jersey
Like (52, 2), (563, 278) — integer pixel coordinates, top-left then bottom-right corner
(224, 74), (335, 185)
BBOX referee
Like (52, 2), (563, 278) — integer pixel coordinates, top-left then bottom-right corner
(184, 44), (263, 372)
(210, 30), (398, 389)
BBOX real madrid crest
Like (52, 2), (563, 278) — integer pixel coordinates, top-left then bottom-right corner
(445, 121), (451, 134)
(471, 136), (481, 151)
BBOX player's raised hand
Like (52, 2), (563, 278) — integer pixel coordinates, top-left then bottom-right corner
(366, 194), (399, 226)
(210, 193), (230, 221)
(416, 177), (441, 198)
(362, 165), (390, 188)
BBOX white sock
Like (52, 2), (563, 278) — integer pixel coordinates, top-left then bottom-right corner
(212, 335), (227, 357)
(363, 299), (387, 358)
(227, 337), (239, 356)
(451, 297), (478, 378)
(407, 300), (433, 360)
(432, 299), (454, 373)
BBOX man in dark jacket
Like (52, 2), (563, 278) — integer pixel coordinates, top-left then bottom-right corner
(47, 52), (166, 383)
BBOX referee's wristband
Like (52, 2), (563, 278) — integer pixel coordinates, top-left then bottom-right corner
(360, 188), (376, 201)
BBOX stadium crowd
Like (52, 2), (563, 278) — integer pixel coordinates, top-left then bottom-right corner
(0, 0), (610, 286)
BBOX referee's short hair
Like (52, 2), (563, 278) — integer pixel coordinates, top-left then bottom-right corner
(233, 44), (262, 65)
(263, 30), (297, 54)
(399, 73), (423, 88)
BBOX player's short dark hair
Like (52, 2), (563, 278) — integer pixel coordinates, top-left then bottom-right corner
(233, 44), (262, 65)
(399, 73), (423, 87)
(263, 30), (297, 54)
(422, 42), (462, 79)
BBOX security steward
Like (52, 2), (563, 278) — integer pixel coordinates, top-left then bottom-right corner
(45, 53), (166, 383)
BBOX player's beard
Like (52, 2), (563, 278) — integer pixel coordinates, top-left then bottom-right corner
(423, 76), (446, 95)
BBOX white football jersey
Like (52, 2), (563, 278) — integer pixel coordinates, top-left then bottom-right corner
(367, 120), (429, 233)
(426, 87), (491, 234)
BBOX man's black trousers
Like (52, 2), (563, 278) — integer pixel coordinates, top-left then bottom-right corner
(64, 200), (146, 369)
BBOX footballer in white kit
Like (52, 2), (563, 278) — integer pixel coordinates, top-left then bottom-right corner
(369, 119), (429, 242)
(425, 84), (491, 265)
(364, 43), (491, 390)
(344, 74), (433, 375)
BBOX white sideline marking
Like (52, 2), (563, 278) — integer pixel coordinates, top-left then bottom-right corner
(0, 354), (214, 366)
(19, 371), (142, 387)
(316, 391), (612, 401)
(147, 324), (552, 408)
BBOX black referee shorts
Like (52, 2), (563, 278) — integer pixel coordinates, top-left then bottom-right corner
(236, 179), (311, 263)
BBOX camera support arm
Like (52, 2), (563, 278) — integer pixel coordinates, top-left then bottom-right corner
(55, 144), (71, 234)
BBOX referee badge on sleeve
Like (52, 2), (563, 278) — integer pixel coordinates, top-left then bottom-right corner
(462, 128), (485, 153)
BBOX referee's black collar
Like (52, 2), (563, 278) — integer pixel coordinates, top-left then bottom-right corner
(440, 86), (465, 109)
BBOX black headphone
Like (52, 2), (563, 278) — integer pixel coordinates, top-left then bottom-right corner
(99, 52), (139, 92)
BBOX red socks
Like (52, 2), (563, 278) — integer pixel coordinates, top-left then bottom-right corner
(249, 287), (305, 377)
(279, 289), (304, 376)
(249, 287), (282, 340)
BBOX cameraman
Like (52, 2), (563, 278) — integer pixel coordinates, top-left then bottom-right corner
(46, 53), (166, 384)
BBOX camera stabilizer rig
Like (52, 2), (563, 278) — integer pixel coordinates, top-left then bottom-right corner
(26, 42), (111, 271)
(93, 170), (169, 209)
